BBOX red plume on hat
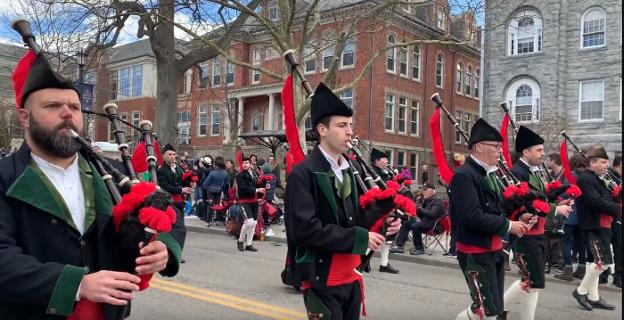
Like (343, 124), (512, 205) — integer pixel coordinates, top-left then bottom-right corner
(12, 49), (36, 110)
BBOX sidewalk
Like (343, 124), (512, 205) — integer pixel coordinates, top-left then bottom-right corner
(184, 216), (622, 293)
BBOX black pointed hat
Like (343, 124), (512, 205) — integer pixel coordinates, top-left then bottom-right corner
(467, 118), (503, 149)
(162, 143), (176, 153)
(310, 82), (353, 130)
(370, 148), (387, 162)
(515, 126), (545, 153)
(13, 50), (80, 110)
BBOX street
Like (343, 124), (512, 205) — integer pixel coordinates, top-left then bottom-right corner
(130, 231), (622, 319)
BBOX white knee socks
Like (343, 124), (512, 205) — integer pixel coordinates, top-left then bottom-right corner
(238, 218), (257, 246)
(520, 290), (539, 320)
(503, 280), (524, 311)
(380, 243), (390, 267)
(577, 262), (605, 301)
(455, 307), (497, 320)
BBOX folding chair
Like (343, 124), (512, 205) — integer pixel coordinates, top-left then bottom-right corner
(206, 201), (228, 227)
(422, 215), (451, 255)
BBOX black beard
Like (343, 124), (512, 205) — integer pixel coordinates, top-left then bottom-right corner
(29, 116), (82, 158)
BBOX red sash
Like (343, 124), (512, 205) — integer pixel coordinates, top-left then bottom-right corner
(171, 194), (184, 203)
(456, 236), (503, 254)
(67, 299), (105, 320)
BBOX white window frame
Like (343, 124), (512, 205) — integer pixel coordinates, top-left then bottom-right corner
(507, 9), (543, 56)
(226, 62), (235, 86)
(435, 54), (444, 88)
(456, 63), (463, 94)
(410, 99), (420, 137)
(251, 112), (262, 131)
(304, 44), (317, 74)
(399, 46), (409, 77)
(580, 7), (606, 49)
(578, 79), (605, 122)
(340, 37), (355, 69)
(475, 69), (480, 99)
(465, 66), (473, 97)
(384, 94), (395, 132)
(199, 61), (209, 89)
(273, 105), (283, 130)
(411, 45), (421, 81)
(340, 89), (354, 111)
(267, 1), (279, 21)
(398, 96), (408, 134)
(251, 50), (261, 84)
(109, 64), (143, 100)
(386, 149), (394, 167)
(409, 152), (419, 180)
(437, 7), (446, 30)
(212, 58), (221, 87)
(505, 77), (541, 124)
(454, 110), (464, 144)
(198, 105), (209, 136)
(210, 105), (221, 136)
(132, 111), (141, 142)
(386, 35), (397, 74)
(397, 151), (406, 170)
(322, 33), (335, 71)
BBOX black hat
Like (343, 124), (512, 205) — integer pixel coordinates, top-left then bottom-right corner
(310, 82), (353, 130)
(14, 51), (80, 109)
(515, 126), (545, 153)
(240, 151), (251, 161)
(370, 148), (387, 162)
(162, 143), (175, 153)
(467, 118), (503, 149)
(585, 145), (609, 160)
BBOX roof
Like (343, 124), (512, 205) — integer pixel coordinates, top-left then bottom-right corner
(106, 38), (155, 64)
(0, 42), (26, 62)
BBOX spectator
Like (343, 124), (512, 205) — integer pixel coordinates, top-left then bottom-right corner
(390, 183), (445, 255)
(225, 159), (239, 186)
(420, 164), (428, 184)
(268, 154), (282, 188)
(400, 166), (413, 180)
(202, 156), (230, 223)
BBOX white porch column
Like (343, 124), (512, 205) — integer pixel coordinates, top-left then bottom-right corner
(224, 99), (233, 144)
(237, 97), (245, 138)
(267, 93), (275, 130)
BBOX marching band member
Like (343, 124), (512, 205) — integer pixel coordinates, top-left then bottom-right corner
(451, 119), (531, 320)
(572, 145), (621, 311)
(502, 126), (572, 320)
(285, 83), (400, 319)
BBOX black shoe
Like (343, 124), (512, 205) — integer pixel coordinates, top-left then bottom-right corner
(572, 289), (593, 311)
(409, 248), (425, 255)
(589, 298), (615, 310)
(573, 266), (586, 279)
(379, 264), (399, 274)
(245, 245), (258, 252)
(389, 245), (404, 254)
(181, 258), (186, 264)
(237, 241), (245, 251)
(363, 260), (371, 273)
(498, 311), (508, 320)
(599, 275), (608, 284)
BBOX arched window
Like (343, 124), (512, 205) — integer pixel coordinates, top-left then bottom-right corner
(435, 54), (444, 87)
(581, 7), (606, 48)
(508, 8), (543, 55)
(505, 78), (541, 123)
(386, 35), (396, 73)
(465, 66), (473, 96)
(411, 45), (420, 80)
(456, 63), (463, 93)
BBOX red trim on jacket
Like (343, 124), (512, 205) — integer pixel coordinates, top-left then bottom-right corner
(600, 214), (614, 229)
(67, 300), (105, 320)
(525, 217), (546, 236)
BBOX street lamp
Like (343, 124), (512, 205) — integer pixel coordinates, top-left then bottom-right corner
(75, 48), (88, 135)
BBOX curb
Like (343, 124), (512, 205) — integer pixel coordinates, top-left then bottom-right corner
(186, 225), (622, 293)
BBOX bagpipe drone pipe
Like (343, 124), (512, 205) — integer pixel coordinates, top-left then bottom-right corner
(281, 50), (416, 275)
(429, 94), (551, 230)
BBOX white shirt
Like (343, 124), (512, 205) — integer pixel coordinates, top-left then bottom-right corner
(519, 158), (540, 173)
(32, 153), (86, 235)
(470, 155), (499, 174)
(319, 145), (350, 183)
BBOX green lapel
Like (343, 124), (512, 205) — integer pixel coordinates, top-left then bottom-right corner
(348, 168), (358, 207)
(528, 172), (545, 191)
(6, 161), (74, 228)
(313, 172), (338, 222)
(78, 157), (113, 233)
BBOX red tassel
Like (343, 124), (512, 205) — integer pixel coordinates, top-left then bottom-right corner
(429, 108), (454, 185)
(281, 75), (305, 172)
(500, 113), (513, 166)
(12, 49), (37, 110)
(131, 139), (164, 173)
(394, 194), (417, 217)
(566, 184), (582, 198)
(532, 199), (550, 214)
(138, 206), (176, 233)
(111, 182), (159, 231)
(545, 180), (562, 193)
(560, 140), (577, 185)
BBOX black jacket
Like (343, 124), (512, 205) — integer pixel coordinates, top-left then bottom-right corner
(418, 197), (445, 225)
(576, 169), (621, 230)
(157, 164), (184, 197)
(0, 144), (183, 320)
(284, 146), (370, 285)
(449, 156), (509, 249)
(236, 170), (258, 200)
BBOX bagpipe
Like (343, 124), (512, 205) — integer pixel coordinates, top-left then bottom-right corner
(281, 50), (416, 274)
(499, 104), (582, 205)
(13, 18), (177, 320)
(429, 94), (551, 225)
(561, 130), (620, 202)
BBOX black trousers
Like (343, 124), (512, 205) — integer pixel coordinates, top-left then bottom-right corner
(513, 235), (546, 288)
(173, 201), (186, 248)
(582, 228), (614, 265)
(612, 221), (622, 280)
(457, 251), (505, 317)
(304, 281), (361, 320)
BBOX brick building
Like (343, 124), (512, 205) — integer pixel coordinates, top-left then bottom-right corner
(94, 1), (481, 181)
(482, 0), (622, 157)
